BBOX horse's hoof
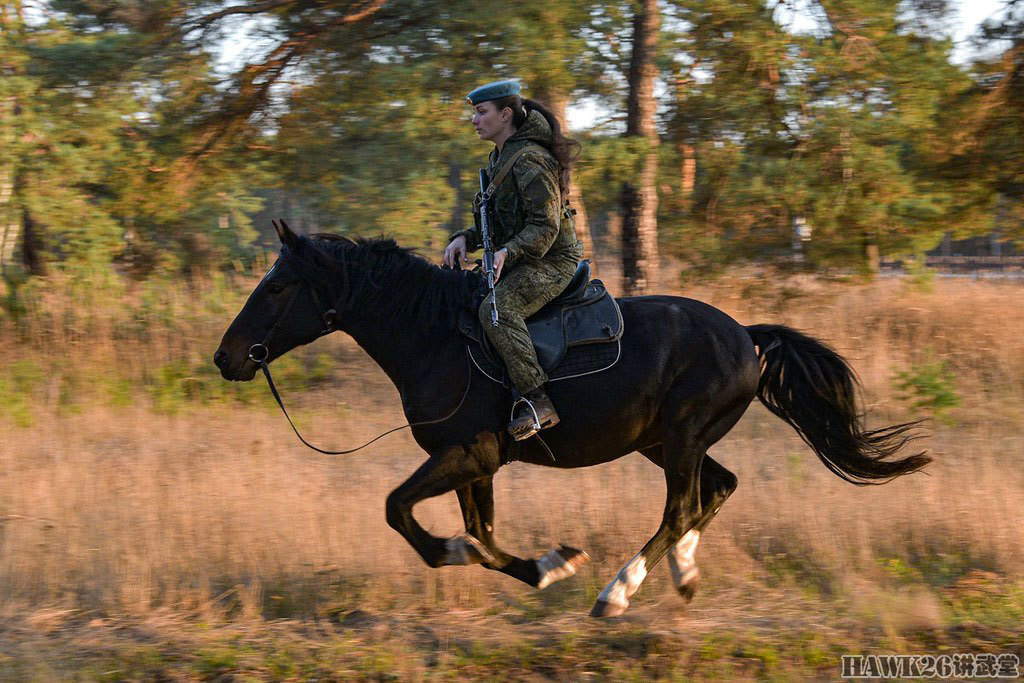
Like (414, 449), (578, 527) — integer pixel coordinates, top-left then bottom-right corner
(676, 578), (699, 603)
(443, 534), (495, 565)
(675, 567), (700, 603)
(589, 599), (628, 618)
(536, 545), (591, 589)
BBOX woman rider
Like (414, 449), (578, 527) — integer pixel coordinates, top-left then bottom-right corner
(442, 80), (583, 441)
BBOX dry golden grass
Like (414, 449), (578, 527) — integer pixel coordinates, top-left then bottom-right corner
(0, 273), (1022, 678)
(2, 402), (1021, 614)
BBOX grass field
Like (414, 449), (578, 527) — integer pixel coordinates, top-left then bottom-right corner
(0, 272), (1022, 680)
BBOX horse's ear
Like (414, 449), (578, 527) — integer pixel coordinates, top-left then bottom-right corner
(273, 219), (299, 251)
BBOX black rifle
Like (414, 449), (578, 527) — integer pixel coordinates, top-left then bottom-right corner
(478, 169), (499, 327)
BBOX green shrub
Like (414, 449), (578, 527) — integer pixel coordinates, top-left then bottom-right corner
(894, 354), (959, 424)
(0, 359), (45, 427)
(143, 350), (335, 414)
(904, 256), (936, 292)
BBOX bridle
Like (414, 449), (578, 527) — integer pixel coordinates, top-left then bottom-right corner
(247, 267), (338, 366)
(244, 267), (472, 456)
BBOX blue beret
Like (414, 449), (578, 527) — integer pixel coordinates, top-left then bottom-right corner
(466, 80), (521, 105)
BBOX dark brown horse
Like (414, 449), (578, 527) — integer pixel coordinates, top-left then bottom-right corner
(214, 222), (928, 617)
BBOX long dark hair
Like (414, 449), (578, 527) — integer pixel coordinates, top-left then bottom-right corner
(491, 95), (581, 196)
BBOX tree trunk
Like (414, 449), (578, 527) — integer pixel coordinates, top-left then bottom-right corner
(534, 89), (596, 276)
(864, 239), (880, 275)
(0, 164), (15, 271)
(449, 162), (464, 233)
(21, 204), (43, 275)
(435, 161), (466, 254)
(674, 73), (695, 212)
(681, 144), (695, 197)
(620, 0), (660, 295)
(0, 1), (23, 273)
(445, 160), (465, 235)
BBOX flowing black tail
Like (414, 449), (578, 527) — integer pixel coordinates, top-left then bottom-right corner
(746, 324), (930, 485)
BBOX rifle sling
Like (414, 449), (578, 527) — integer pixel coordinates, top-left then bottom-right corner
(483, 143), (544, 199)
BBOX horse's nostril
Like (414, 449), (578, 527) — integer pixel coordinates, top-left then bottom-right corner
(213, 349), (229, 368)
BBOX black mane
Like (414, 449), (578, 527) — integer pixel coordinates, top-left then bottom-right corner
(281, 233), (483, 330)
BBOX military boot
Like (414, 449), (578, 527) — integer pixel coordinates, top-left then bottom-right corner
(508, 387), (560, 441)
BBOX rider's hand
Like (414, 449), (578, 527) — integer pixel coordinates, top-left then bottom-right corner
(443, 235), (468, 268)
(494, 248), (508, 282)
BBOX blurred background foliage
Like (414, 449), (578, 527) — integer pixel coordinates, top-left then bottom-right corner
(0, 0), (1020, 284)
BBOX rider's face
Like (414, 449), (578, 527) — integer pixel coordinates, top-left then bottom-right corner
(471, 101), (512, 143)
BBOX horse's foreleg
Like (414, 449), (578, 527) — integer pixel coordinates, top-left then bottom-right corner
(456, 478), (590, 589)
(385, 447), (496, 568)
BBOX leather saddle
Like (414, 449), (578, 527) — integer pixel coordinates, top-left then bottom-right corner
(459, 260), (624, 385)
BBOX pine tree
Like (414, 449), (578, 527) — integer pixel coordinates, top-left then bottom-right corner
(666, 0), (971, 272)
(621, 0), (660, 294)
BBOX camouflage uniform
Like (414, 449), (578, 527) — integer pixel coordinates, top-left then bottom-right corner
(451, 110), (583, 393)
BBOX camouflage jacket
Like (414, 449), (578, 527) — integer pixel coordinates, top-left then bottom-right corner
(452, 110), (580, 266)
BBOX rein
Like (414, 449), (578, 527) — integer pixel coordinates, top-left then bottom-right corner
(246, 277), (473, 455)
(250, 348), (473, 456)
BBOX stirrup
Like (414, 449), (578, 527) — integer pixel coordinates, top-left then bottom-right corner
(508, 396), (558, 441)
(510, 396), (542, 436)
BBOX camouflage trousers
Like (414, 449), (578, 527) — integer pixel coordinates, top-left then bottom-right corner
(478, 245), (583, 394)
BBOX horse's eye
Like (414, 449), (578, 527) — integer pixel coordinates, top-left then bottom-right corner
(267, 282), (286, 295)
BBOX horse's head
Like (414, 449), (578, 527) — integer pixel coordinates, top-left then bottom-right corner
(214, 220), (331, 381)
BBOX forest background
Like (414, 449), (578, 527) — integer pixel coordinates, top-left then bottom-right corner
(2, 0), (1022, 288)
(1, 1), (1023, 679)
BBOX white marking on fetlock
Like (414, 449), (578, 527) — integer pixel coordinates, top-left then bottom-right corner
(596, 553), (648, 610)
(676, 566), (699, 585)
(535, 547), (591, 590)
(443, 534), (495, 565)
(668, 530), (701, 588)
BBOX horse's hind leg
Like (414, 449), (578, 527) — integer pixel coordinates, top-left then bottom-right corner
(592, 397), (749, 618)
(665, 455), (737, 602)
(456, 478), (590, 589)
(591, 425), (705, 618)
